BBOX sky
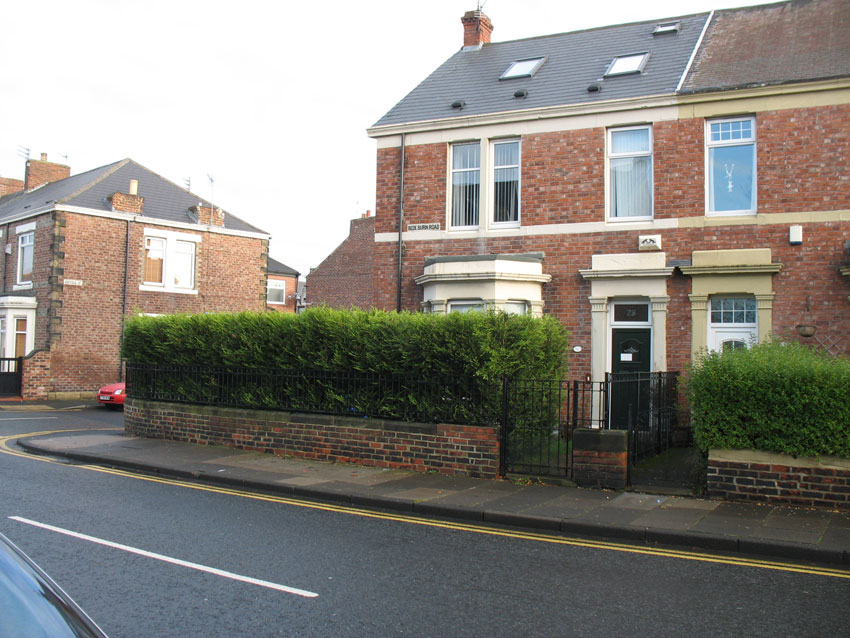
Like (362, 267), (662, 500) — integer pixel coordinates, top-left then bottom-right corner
(0, 0), (770, 277)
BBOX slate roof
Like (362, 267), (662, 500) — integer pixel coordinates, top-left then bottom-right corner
(372, 12), (710, 128)
(682, 0), (850, 93)
(268, 256), (299, 277)
(0, 158), (266, 235)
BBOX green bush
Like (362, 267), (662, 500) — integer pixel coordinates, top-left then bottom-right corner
(122, 308), (570, 424)
(686, 341), (850, 458)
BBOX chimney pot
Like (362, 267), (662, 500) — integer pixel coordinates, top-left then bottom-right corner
(129, 179), (138, 196)
(40, 153), (47, 161)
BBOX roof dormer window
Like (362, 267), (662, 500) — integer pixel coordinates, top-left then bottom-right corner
(653, 21), (680, 35)
(605, 53), (649, 76)
(501, 57), (545, 79)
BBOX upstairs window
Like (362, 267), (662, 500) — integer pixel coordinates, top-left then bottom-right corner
(450, 143), (481, 229)
(17, 232), (34, 284)
(492, 139), (520, 225)
(707, 117), (756, 215)
(501, 57), (545, 79)
(605, 53), (649, 76)
(141, 229), (199, 294)
(608, 126), (653, 219)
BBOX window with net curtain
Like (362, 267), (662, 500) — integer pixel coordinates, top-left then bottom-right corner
(609, 126), (652, 218)
(451, 143), (480, 228)
(493, 140), (520, 224)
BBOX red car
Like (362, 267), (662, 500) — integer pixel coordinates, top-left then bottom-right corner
(97, 382), (125, 407)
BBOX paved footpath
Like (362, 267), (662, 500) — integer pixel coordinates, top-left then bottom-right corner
(9, 404), (850, 568)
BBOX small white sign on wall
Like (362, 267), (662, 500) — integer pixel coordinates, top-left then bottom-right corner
(620, 353), (633, 362)
(63, 279), (83, 286)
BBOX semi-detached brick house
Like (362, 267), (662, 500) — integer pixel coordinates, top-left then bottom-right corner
(368, 0), (850, 387)
(0, 155), (270, 399)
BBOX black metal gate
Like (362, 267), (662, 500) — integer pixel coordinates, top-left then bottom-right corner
(501, 373), (679, 478)
(0, 357), (23, 396)
(501, 379), (605, 477)
(606, 371), (679, 466)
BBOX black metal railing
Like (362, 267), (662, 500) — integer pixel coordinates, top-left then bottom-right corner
(126, 363), (501, 426)
(605, 371), (679, 465)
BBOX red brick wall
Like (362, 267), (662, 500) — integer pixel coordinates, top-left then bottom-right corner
(24, 159), (70, 190)
(125, 398), (501, 479)
(707, 453), (850, 512)
(266, 273), (298, 313)
(0, 177), (23, 197)
(372, 104), (850, 378)
(306, 216), (374, 309)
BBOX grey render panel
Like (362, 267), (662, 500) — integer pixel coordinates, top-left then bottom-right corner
(0, 159), (266, 235)
(373, 13), (709, 129)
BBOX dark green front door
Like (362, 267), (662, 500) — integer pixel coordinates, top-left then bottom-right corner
(610, 329), (651, 429)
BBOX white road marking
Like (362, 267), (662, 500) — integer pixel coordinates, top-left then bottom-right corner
(0, 417), (59, 420)
(10, 516), (319, 598)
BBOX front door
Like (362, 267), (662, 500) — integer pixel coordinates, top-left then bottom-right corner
(610, 328), (651, 429)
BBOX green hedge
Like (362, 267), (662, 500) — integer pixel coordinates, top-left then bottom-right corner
(686, 341), (850, 458)
(122, 307), (569, 380)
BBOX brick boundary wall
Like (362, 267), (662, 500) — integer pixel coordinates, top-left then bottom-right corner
(707, 450), (850, 512)
(21, 350), (51, 400)
(124, 398), (500, 479)
(571, 428), (629, 490)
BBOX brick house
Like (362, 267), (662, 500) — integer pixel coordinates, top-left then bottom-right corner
(305, 213), (375, 309)
(0, 155), (270, 399)
(266, 256), (300, 313)
(367, 0), (850, 385)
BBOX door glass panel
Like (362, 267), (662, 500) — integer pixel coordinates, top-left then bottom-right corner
(613, 303), (649, 323)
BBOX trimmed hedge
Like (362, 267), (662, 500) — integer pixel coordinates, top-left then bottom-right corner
(122, 308), (569, 424)
(686, 341), (850, 458)
(122, 307), (569, 380)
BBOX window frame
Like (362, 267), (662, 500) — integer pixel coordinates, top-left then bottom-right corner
(500, 57), (546, 80)
(139, 228), (200, 295)
(490, 138), (521, 228)
(605, 53), (649, 76)
(606, 125), (653, 221)
(267, 279), (287, 304)
(705, 116), (757, 216)
(449, 142), (482, 230)
(708, 295), (758, 352)
(447, 299), (486, 314)
(17, 232), (34, 285)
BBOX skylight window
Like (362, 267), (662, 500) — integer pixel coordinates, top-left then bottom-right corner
(501, 57), (545, 80)
(653, 21), (680, 35)
(605, 53), (649, 76)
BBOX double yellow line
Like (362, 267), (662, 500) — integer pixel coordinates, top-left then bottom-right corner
(3, 429), (849, 580)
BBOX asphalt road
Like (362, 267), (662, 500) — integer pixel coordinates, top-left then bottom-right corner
(0, 408), (847, 637)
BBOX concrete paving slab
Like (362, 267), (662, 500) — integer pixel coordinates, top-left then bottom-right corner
(607, 493), (669, 510)
(750, 527), (824, 545)
(630, 508), (711, 531)
(387, 488), (462, 501)
(762, 508), (831, 533)
(659, 497), (722, 511)
(710, 502), (772, 520)
(578, 507), (648, 527)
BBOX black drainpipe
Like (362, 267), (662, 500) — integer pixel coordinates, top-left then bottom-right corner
(396, 133), (406, 312)
(120, 219), (130, 381)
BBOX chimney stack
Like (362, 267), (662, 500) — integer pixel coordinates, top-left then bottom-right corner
(109, 181), (144, 214)
(192, 205), (225, 227)
(461, 10), (493, 48)
(25, 153), (71, 191)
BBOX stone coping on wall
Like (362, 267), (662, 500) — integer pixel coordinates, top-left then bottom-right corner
(710, 449), (850, 472)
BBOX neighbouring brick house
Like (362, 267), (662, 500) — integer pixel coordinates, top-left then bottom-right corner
(0, 154), (270, 399)
(305, 213), (374, 309)
(266, 256), (300, 313)
(367, 0), (850, 387)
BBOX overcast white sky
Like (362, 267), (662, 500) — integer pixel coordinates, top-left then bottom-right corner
(0, 0), (768, 276)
